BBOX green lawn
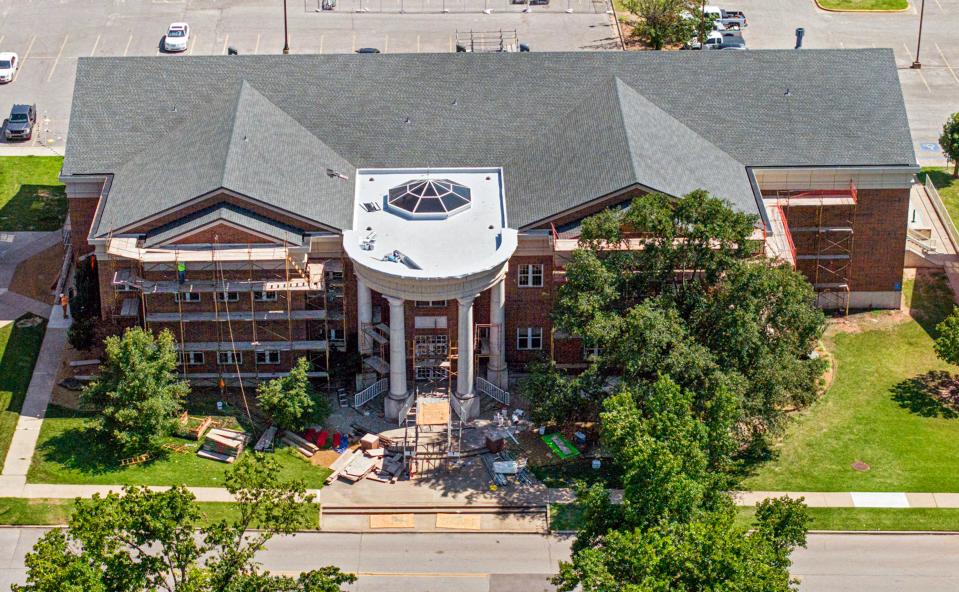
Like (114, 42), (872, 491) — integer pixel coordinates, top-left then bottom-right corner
(816, 0), (908, 9)
(0, 497), (320, 528)
(920, 168), (959, 233)
(737, 507), (959, 532)
(0, 157), (67, 231)
(27, 405), (332, 488)
(0, 315), (47, 471)
(742, 274), (959, 492)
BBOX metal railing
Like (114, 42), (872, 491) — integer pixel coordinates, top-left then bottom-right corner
(354, 378), (388, 408)
(476, 376), (510, 406)
(924, 175), (959, 253)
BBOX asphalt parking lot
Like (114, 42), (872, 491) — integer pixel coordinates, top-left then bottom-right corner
(731, 0), (959, 168)
(0, 0), (619, 150)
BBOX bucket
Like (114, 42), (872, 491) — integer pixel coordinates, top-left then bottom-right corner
(591, 459), (602, 470)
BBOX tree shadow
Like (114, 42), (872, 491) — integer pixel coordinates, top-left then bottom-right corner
(35, 405), (170, 477)
(891, 371), (959, 419)
(0, 183), (67, 232)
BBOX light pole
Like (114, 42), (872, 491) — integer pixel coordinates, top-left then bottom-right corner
(282, 0), (290, 54)
(911, 0), (925, 69)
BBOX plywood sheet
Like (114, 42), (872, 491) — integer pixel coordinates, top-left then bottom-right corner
(369, 513), (415, 529)
(435, 513), (482, 530)
(417, 400), (450, 425)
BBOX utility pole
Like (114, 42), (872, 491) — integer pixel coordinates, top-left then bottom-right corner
(700, 0), (707, 48)
(283, 0), (291, 54)
(911, 0), (925, 68)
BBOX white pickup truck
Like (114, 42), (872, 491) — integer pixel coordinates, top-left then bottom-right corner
(703, 5), (747, 28)
(686, 30), (746, 50)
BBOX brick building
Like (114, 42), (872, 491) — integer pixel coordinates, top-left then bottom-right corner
(62, 50), (916, 420)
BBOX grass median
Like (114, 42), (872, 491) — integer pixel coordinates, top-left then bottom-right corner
(815, 0), (908, 10)
(0, 156), (67, 231)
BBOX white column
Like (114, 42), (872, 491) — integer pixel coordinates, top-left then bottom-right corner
(386, 296), (407, 397)
(487, 277), (508, 389)
(456, 295), (476, 396)
(357, 277), (372, 354)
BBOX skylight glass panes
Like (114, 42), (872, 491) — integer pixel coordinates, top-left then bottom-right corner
(386, 178), (472, 218)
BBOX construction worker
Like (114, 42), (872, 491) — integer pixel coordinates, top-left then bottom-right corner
(177, 261), (186, 284)
(59, 293), (69, 318)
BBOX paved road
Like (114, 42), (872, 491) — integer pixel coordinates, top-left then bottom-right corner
(0, 0), (618, 150)
(732, 0), (959, 168)
(1, 530), (958, 591)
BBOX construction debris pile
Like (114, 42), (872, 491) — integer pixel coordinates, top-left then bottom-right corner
(326, 432), (405, 484)
(197, 427), (250, 463)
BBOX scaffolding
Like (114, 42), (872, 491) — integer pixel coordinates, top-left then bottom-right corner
(772, 182), (858, 315)
(105, 235), (347, 388)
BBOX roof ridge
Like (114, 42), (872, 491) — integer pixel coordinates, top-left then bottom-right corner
(612, 77), (746, 176)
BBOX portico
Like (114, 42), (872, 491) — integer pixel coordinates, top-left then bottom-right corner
(344, 167), (517, 420)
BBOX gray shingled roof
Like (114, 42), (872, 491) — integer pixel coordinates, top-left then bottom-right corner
(63, 50), (915, 234)
(143, 203), (305, 247)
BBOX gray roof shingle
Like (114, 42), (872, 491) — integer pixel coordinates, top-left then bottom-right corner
(63, 50), (915, 233)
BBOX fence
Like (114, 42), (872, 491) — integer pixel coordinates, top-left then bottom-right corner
(476, 376), (510, 406)
(354, 378), (388, 408)
(924, 175), (959, 253)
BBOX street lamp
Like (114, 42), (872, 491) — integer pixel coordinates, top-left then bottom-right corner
(282, 0), (291, 54)
(911, 0), (925, 69)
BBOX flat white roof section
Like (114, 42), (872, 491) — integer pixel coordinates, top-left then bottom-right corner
(344, 168), (517, 301)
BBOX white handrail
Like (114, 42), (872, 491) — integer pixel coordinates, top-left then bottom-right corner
(924, 175), (959, 253)
(354, 378), (388, 408)
(476, 376), (510, 406)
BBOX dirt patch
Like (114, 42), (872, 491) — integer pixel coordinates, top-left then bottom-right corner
(8, 242), (64, 305)
(51, 341), (104, 409)
(311, 449), (345, 467)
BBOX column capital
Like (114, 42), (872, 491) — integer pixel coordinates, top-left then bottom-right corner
(457, 294), (479, 307)
(384, 295), (405, 307)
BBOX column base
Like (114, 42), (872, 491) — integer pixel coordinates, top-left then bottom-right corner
(384, 391), (413, 422)
(486, 366), (509, 391)
(451, 391), (481, 421)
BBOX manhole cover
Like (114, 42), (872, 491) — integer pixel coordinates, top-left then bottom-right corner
(851, 460), (870, 472)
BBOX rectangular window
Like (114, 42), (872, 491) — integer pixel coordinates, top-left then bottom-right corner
(182, 351), (204, 366)
(253, 291), (277, 302)
(415, 300), (448, 308)
(174, 292), (201, 303)
(217, 351), (242, 365)
(256, 350), (281, 364)
(414, 334), (449, 357)
(516, 327), (543, 351)
(583, 343), (602, 361)
(216, 291), (240, 302)
(518, 264), (544, 288)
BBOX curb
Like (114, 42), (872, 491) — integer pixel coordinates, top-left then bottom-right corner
(813, 0), (910, 12)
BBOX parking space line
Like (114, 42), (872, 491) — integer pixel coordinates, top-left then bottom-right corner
(90, 34), (101, 57)
(47, 34), (69, 82)
(384, 34), (389, 53)
(187, 34), (197, 55)
(417, 35), (421, 52)
(903, 42), (931, 93)
(932, 0), (944, 11)
(254, 33), (261, 54)
(319, 34), (324, 54)
(221, 34), (229, 54)
(13, 35), (36, 83)
(123, 33), (133, 56)
(935, 44), (959, 85)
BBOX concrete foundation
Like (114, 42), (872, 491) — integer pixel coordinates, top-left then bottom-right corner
(450, 391), (481, 421)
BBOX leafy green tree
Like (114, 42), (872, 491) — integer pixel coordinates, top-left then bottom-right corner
(934, 307), (959, 366)
(14, 454), (355, 592)
(939, 112), (959, 178)
(547, 190), (825, 447)
(621, 0), (698, 50)
(257, 357), (330, 432)
(70, 256), (101, 321)
(553, 498), (809, 592)
(81, 327), (188, 454)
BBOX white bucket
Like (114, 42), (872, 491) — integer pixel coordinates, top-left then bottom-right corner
(591, 459), (602, 470)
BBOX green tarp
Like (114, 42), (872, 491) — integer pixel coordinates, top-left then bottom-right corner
(542, 433), (580, 460)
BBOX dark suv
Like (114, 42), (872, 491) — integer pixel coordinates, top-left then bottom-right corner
(4, 104), (36, 141)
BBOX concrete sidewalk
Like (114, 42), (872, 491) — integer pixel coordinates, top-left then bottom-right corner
(0, 479), (322, 503)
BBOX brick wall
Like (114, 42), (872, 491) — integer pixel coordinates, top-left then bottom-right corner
(68, 196), (99, 259)
(170, 223), (278, 245)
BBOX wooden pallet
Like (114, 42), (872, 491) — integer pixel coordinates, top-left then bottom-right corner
(119, 452), (151, 467)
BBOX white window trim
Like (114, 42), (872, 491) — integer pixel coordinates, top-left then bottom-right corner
(415, 300), (448, 308)
(218, 351), (242, 365)
(518, 264), (544, 288)
(516, 327), (543, 351)
(216, 291), (240, 302)
(256, 350), (281, 364)
(174, 292), (201, 303)
(253, 291), (278, 302)
(183, 351), (205, 366)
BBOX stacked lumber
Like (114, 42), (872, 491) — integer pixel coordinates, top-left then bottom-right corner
(326, 449), (360, 484)
(254, 426), (277, 452)
(341, 454), (379, 482)
(198, 427), (250, 463)
(281, 431), (319, 458)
